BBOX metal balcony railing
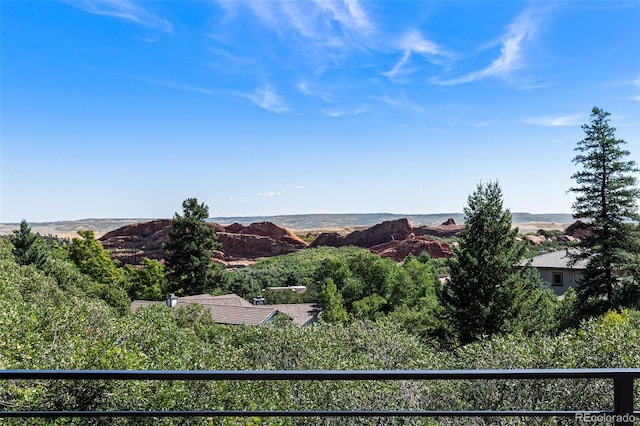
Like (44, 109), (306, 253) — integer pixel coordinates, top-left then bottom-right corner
(1, 368), (638, 424)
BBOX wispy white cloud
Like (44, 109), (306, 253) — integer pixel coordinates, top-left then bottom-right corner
(384, 30), (449, 79)
(314, 0), (373, 36)
(321, 106), (367, 117)
(630, 75), (640, 101)
(231, 0), (373, 49)
(295, 185), (305, 190)
(432, 8), (543, 86)
(110, 73), (216, 96)
(297, 81), (333, 102)
(62, 0), (173, 32)
(369, 95), (423, 113)
(260, 190), (281, 197)
(523, 113), (582, 127)
(238, 84), (288, 113)
(151, 81), (215, 96)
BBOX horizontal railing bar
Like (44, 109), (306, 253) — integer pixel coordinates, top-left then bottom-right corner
(1, 410), (631, 418)
(2, 369), (636, 420)
(2, 368), (640, 381)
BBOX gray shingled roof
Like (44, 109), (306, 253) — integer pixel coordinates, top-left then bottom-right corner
(522, 249), (588, 269)
(208, 294), (255, 307)
(201, 304), (278, 326)
(269, 303), (322, 327)
(130, 300), (158, 312)
(131, 294), (321, 327)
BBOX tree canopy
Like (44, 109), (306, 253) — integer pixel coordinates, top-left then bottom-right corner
(442, 182), (556, 343)
(10, 220), (48, 268)
(164, 198), (221, 295)
(569, 107), (640, 315)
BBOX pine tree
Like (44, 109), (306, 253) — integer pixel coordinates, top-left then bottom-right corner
(442, 182), (545, 343)
(10, 220), (48, 268)
(569, 107), (640, 315)
(164, 198), (222, 295)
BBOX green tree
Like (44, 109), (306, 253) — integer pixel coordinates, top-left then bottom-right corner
(442, 182), (546, 344)
(164, 198), (222, 295)
(320, 278), (348, 323)
(10, 220), (48, 268)
(124, 258), (168, 301)
(68, 230), (122, 285)
(569, 107), (640, 316)
(67, 230), (130, 312)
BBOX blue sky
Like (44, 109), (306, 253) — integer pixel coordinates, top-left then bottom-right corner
(2, 0), (639, 223)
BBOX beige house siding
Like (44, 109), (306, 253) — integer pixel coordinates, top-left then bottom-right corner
(522, 249), (588, 296)
(536, 268), (584, 296)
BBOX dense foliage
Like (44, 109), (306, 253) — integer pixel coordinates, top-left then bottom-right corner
(223, 246), (443, 338)
(569, 107), (640, 316)
(1, 235), (640, 425)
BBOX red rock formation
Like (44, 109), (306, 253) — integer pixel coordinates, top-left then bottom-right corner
(100, 219), (172, 240)
(413, 222), (465, 238)
(346, 218), (414, 247)
(523, 234), (546, 245)
(224, 222), (245, 233)
(565, 220), (592, 240)
(216, 232), (303, 259)
(238, 221), (307, 246)
(370, 236), (454, 261)
(309, 218), (456, 262)
(558, 235), (580, 243)
(99, 219), (172, 265)
(99, 219), (308, 266)
(309, 232), (347, 248)
(310, 218), (414, 249)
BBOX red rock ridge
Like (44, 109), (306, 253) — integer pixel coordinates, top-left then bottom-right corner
(99, 220), (307, 266)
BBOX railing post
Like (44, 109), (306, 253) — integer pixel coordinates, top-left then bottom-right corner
(613, 374), (634, 426)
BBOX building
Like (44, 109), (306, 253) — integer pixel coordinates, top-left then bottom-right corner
(131, 293), (322, 327)
(521, 249), (588, 296)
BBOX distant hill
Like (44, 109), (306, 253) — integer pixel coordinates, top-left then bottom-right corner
(208, 213), (575, 229)
(0, 213), (575, 238)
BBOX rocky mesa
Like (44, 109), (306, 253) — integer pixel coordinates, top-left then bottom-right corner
(98, 216), (587, 266)
(310, 218), (458, 260)
(99, 217), (458, 266)
(99, 220), (307, 266)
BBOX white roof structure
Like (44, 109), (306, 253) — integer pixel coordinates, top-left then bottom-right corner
(521, 249), (588, 269)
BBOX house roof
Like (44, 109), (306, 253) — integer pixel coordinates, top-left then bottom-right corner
(202, 294), (254, 307)
(131, 294), (321, 327)
(201, 304), (279, 326)
(269, 303), (322, 327)
(521, 249), (588, 269)
(130, 300), (158, 312)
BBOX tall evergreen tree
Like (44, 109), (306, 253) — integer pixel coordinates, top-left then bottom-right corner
(442, 182), (549, 344)
(10, 220), (48, 268)
(569, 107), (640, 315)
(164, 198), (222, 295)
